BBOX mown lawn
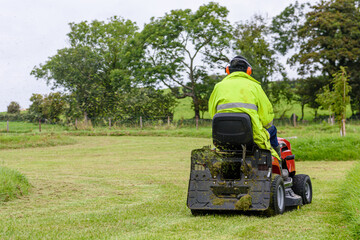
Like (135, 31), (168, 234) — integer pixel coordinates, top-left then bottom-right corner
(0, 136), (355, 239)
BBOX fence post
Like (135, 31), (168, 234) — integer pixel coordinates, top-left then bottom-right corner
(39, 119), (42, 132)
(140, 116), (143, 129)
(7, 120), (9, 132)
(109, 118), (112, 130)
(196, 116), (199, 130)
(167, 116), (170, 127)
(293, 114), (296, 127)
(75, 118), (78, 129)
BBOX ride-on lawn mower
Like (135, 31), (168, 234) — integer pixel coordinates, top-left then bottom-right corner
(187, 113), (312, 216)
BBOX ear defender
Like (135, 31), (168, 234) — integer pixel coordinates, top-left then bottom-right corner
(246, 66), (252, 76)
(225, 66), (230, 75)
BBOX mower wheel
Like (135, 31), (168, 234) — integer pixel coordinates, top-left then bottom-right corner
(292, 174), (312, 204)
(267, 175), (285, 216)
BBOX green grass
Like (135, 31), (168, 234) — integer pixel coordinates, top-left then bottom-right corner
(0, 136), (355, 239)
(173, 96), (353, 121)
(291, 135), (360, 161)
(0, 166), (31, 202)
(0, 121), (68, 133)
(0, 134), (76, 150)
(341, 161), (360, 238)
(1, 121), (360, 162)
(277, 122), (360, 161)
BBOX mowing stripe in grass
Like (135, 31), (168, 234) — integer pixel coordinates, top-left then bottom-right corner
(341, 160), (360, 238)
(0, 137), (354, 239)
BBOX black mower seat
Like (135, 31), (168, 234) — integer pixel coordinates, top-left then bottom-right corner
(212, 112), (255, 152)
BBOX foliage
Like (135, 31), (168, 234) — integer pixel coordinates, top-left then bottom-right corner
(28, 93), (66, 123)
(185, 74), (222, 118)
(234, 14), (286, 94)
(142, 2), (232, 119)
(7, 101), (21, 114)
(271, 1), (307, 55)
(31, 17), (142, 119)
(114, 88), (178, 120)
(28, 94), (44, 120)
(0, 166), (31, 202)
(316, 67), (351, 121)
(268, 79), (294, 118)
(294, 75), (330, 119)
(42, 92), (66, 123)
(273, 0), (360, 113)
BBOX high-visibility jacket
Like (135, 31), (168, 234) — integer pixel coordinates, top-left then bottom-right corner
(208, 71), (280, 160)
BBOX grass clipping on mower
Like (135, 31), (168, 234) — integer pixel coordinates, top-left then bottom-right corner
(235, 194), (252, 211)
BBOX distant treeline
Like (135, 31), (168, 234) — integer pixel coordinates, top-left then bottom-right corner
(10, 0), (359, 123)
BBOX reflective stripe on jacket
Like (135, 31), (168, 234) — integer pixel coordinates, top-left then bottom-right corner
(208, 71), (280, 160)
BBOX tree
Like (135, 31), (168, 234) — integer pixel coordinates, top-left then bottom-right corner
(141, 2), (232, 119)
(294, 75), (329, 120)
(234, 14), (286, 94)
(28, 94), (44, 121)
(42, 92), (66, 123)
(28, 93), (66, 123)
(32, 46), (106, 120)
(271, 1), (307, 56)
(273, 0), (360, 113)
(31, 17), (142, 119)
(183, 74), (222, 118)
(316, 67), (351, 136)
(7, 101), (20, 114)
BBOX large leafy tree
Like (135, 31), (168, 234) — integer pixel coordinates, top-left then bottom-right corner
(141, 2), (232, 119)
(31, 46), (105, 119)
(31, 17), (142, 119)
(234, 15), (286, 94)
(233, 14), (293, 118)
(272, 0), (360, 113)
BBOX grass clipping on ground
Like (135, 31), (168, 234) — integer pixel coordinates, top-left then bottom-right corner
(0, 166), (31, 202)
(341, 161), (360, 238)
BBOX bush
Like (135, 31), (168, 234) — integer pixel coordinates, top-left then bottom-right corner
(7, 101), (21, 114)
(0, 113), (29, 122)
(0, 166), (31, 202)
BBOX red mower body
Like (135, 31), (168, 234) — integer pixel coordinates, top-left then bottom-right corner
(272, 137), (296, 176)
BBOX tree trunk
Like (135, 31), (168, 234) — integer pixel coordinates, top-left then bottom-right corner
(84, 112), (88, 126)
(192, 96), (200, 120)
(301, 103), (305, 121)
(341, 114), (346, 137)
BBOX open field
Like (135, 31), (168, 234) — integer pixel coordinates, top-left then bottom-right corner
(172, 96), (354, 121)
(1, 121), (360, 162)
(0, 136), (356, 239)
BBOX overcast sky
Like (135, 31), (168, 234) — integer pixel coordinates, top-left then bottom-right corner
(0, 0), (318, 112)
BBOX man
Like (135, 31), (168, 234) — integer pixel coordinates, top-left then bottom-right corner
(208, 55), (281, 161)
